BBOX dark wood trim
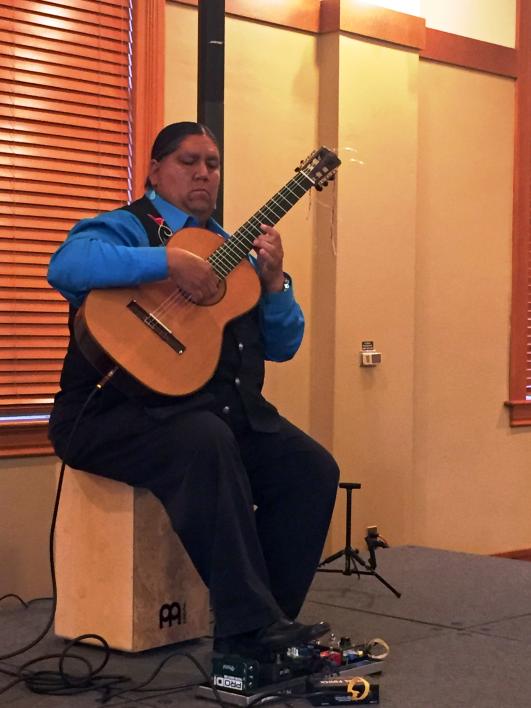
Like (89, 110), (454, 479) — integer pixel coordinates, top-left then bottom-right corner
(421, 28), (517, 78)
(227, 0), (320, 33)
(493, 548), (531, 561)
(504, 400), (531, 427)
(319, 0), (340, 33)
(132, 0), (165, 199)
(176, 0), (424, 44)
(171, 0), (321, 33)
(0, 404), (52, 417)
(507, 0), (531, 425)
(0, 421), (53, 458)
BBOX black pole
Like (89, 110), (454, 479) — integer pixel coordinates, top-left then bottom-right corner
(197, 0), (225, 224)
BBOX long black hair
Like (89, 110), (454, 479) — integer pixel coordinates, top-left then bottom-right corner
(145, 121), (218, 190)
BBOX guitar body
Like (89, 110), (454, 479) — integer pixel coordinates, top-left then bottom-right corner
(75, 227), (261, 397)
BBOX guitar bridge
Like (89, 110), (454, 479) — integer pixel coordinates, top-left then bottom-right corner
(127, 299), (186, 355)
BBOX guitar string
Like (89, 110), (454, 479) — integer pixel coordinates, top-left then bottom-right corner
(206, 173), (311, 276)
(219, 180), (309, 265)
(147, 171), (313, 323)
(206, 175), (309, 275)
(147, 171), (315, 323)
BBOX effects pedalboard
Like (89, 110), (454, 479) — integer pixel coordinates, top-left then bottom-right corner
(196, 636), (389, 706)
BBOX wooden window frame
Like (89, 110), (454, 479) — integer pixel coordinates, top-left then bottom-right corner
(506, 0), (531, 426)
(0, 0), (164, 457)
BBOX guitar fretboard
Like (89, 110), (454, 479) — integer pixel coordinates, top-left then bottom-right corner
(208, 169), (314, 279)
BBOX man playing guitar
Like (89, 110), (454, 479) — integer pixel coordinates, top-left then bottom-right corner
(48, 121), (339, 655)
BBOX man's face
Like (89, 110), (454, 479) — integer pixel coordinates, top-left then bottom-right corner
(148, 134), (221, 224)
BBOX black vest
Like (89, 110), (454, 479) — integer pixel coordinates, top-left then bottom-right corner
(50, 198), (280, 436)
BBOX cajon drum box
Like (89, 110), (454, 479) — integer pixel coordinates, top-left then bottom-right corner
(55, 466), (210, 652)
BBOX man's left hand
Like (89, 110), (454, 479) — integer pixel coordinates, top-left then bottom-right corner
(253, 225), (285, 293)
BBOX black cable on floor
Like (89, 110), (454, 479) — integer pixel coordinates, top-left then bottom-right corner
(0, 384), (101, 664)
(0, 639), (231, 705)
(0, 594), (28, 609)
(4, 635), (129, 697)
(98, 650), (230, 707)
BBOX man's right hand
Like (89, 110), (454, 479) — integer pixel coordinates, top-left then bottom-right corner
(166, 247), (221, 303)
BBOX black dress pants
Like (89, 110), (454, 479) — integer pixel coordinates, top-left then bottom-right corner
(51, 399), (339, 638)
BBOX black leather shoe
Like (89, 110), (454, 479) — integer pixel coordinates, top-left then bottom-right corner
(213, 618), (330, 656)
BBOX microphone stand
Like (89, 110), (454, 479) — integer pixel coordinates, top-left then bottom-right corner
(318, 482), (401, 598)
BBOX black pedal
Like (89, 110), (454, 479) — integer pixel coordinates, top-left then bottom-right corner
(259, 660), (293, 685)
(211, 655), (259, 693)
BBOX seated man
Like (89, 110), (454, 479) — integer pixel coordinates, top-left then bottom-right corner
(47, 121), (339, 655)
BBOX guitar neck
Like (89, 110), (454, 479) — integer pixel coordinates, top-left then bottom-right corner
(208, 169), (315, 279)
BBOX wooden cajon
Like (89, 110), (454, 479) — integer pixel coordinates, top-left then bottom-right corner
(55, 466), (210, 652)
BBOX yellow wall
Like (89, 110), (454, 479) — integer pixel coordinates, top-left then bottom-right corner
(224, 16), (319, 431)
(0, 457), (57, 599)
(165, 1), (529, 557)
(324, 39), (524, 556)
(165, 3), (197, 121)
(414, 62), (523, 551)
(329, 35), (419, 548)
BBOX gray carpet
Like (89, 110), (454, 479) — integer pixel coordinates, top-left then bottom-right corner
(1, 546), (530, 707)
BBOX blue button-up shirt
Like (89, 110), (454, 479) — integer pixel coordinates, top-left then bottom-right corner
(48, 192), (304, 361)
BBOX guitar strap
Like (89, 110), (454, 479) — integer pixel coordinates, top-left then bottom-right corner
(120, 196), (166, 248)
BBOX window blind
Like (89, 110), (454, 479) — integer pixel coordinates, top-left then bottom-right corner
(0, 0), (132, 413)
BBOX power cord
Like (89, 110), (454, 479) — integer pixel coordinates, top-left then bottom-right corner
(0, 594), (28, 609)
(0, 635), (129, 698)
(0, 382), (101, 664)
(0, 641), (225, 704)
(0, 637), (230, 705)
(0, 596), (52, 609)
(97, 650), (231, 707)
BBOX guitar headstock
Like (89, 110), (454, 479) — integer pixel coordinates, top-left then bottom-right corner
(296, 146), (341, 191)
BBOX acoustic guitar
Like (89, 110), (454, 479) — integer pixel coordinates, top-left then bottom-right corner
(74, 147), (341, 396)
